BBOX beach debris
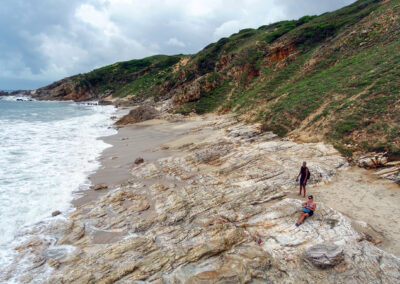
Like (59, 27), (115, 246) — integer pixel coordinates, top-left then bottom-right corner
(134, 157), (144, 165)
(303, 243), (344, 268)
(51, 210), (61, 217)
(91, 184), (108, 191)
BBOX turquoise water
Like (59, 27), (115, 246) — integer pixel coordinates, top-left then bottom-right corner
(0, 97), (116, 281)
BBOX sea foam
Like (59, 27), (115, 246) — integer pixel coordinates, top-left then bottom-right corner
(0, 99), (116, 282)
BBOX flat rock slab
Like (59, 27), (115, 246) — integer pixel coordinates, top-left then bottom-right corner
(303, 243), (344, 268)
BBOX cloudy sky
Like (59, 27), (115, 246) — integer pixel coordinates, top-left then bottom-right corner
(0, 0), (355, 90)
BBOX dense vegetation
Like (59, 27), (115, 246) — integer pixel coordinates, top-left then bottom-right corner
(39, 0), (400, 158)
(72, 54), (183, 99)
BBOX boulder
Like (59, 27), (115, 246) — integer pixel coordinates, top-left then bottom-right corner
(303, 243), (344, 268)
(91, 184), (108, 191)
(116, 105), (159, 125)
(134, 157), (144, 165)
(51, 210), (61, 217)
(98, 100), (113, 105)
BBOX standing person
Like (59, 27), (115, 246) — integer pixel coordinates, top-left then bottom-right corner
(296, 161), (309, 197)
(296, 195), (316, 226)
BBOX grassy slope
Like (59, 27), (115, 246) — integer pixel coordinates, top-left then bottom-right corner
(176, 0), (400, 157)
(57, 0), (399, 157)
(71, 54), (183, 99)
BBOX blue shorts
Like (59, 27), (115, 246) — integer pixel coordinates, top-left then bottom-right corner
(302, 208), (313, 216)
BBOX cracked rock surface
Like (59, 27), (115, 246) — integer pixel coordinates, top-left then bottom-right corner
(5, 115), (400, 284)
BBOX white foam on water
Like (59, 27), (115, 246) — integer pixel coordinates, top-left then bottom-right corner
(0, 101), (117, 282)
(0, 95), (34, 101)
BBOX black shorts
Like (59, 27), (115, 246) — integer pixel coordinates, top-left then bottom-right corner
(300, 178), (307, 186)
(308, 211), (313, 217)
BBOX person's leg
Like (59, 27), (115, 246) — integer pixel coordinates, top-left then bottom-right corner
(296, 213), (302, 225)
(297, 213), (309, 225)
(303, 184), (306, 198)
(298, 213), (304, 224)
(299, 183), (302, 195)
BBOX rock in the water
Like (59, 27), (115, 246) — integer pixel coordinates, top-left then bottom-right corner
(51, 210), (61, 217)
(134, 157), (144, 165)
(91, 184), (108, 191)
(116, 105), (159, 125)
(303, 243), (344, 268)
(98, 100), (113, 105)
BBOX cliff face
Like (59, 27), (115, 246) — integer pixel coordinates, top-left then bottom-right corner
(33, 78), (95, 101)
(33, 0), (400, 157)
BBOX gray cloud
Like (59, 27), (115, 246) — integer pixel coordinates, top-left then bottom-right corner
(0, 0), (355, 90)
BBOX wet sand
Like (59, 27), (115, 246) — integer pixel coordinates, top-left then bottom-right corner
(73, 120), (176, 207)
(89, 123), (176, 186)
(72, 114), (223, 208)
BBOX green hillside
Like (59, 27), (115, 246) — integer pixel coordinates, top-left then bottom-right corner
(72, 54), (183, 99)
(35, 0), (400, 158)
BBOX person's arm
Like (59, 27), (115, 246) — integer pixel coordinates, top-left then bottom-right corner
(311, 203), (316, 212)
(302, 201), (307, 207)
(306, 168), (309, 180)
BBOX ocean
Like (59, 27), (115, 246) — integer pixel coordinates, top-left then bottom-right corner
(0, 95), (116, 281)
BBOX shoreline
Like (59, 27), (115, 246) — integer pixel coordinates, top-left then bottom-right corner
(73, 119), (179, 208)
(71, 113), (220, 208)
(6, 112), (400, 283)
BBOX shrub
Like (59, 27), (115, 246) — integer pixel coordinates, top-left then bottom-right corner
(294, 23), (336, 47)
(263, 20), (298, 43)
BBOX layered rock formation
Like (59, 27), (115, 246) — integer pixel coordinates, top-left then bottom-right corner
(355, 152), (400, 184)
(6, 115), (400, 283)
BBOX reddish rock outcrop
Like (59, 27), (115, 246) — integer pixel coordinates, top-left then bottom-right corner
(268, 43), (295, 62)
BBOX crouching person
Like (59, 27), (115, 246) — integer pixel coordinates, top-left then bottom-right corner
(296, 195), (316, 226)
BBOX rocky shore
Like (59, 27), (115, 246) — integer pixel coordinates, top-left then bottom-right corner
(3, 113), (400, 283)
